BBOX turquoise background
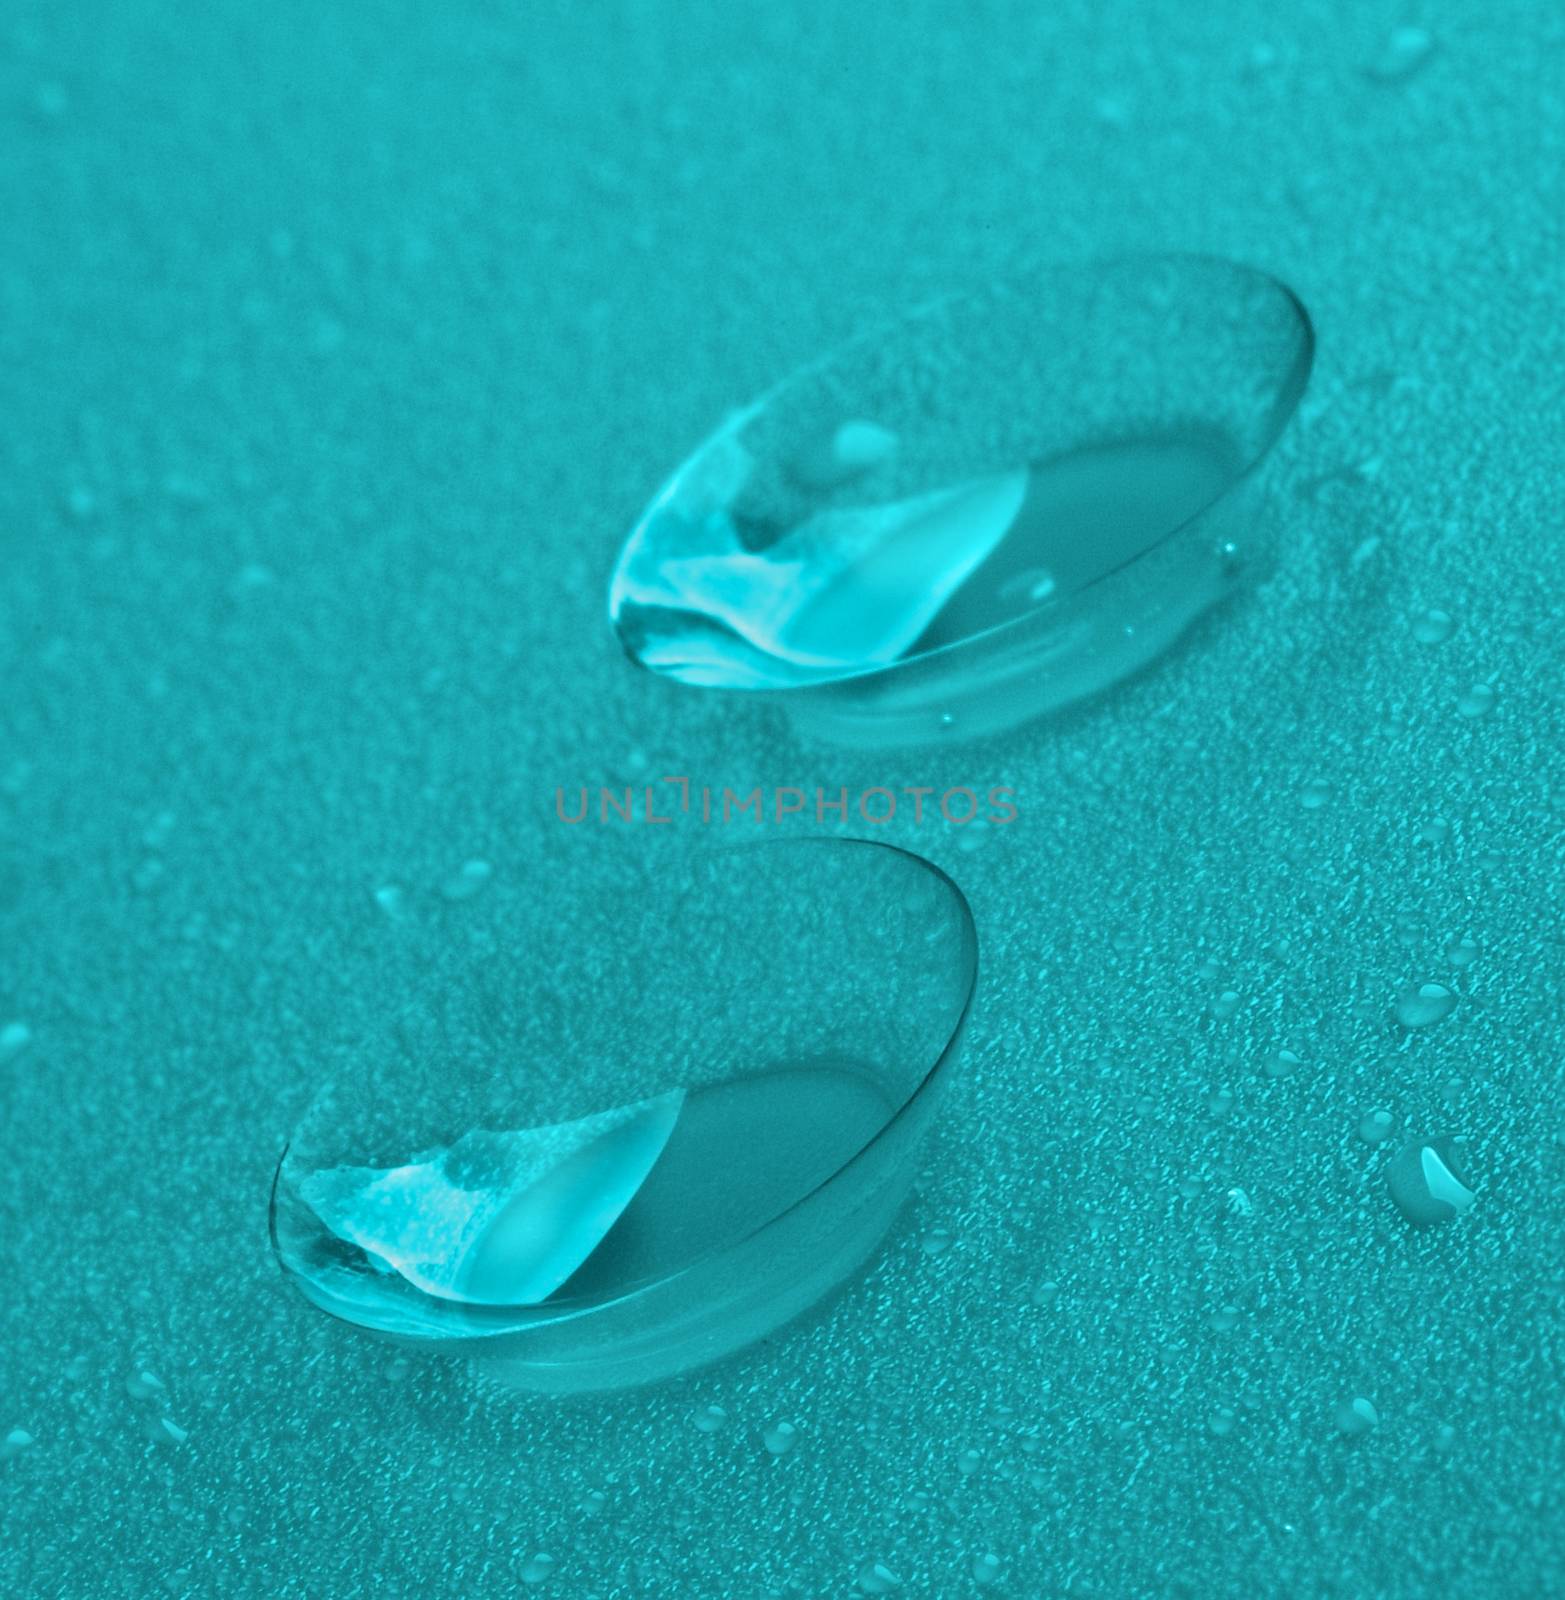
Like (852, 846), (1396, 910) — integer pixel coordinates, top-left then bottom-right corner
(3, 2), (1563, 1595)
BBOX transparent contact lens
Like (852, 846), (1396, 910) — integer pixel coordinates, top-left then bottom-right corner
(609, 254), (1313, 747)
(271, 838), (977, 1393)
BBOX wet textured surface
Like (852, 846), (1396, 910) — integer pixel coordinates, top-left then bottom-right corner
(4, 2), (1565, 1596)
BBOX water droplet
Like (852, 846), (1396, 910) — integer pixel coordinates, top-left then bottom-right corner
(609, 257), (1313, 746)
(956, 820), (991, 854)
(374, 885), (409, 921)
(441, 859), (493, 901)
(921, 1226), (955, 1255)
(125, 1371), (167, 1404)
(956, 1446), (982, 1476)
(1030, 1278), (1061, 1307)
(1358, 1110), (1395, 1144)
(1394, 983), (1456, 1029)
(997, 566), (1058, 605)
(1207, 1407), (1237, 1437)
(790, 420), (900, 490)
(1445, 936), (1480, 968)
(141, 810), (177, 849)
(130, 858), (165, 893)
(1335, 1396), (1380, 1435)
(693, 1404), (729, 1434)
(521, 1552), (556, 1585)
(1207, 1086), (1236, 1118)
(1411, 607), (1454, 644)
(0, 1022), (32, 1061)
(64, 484), (98, 521)
(762, 1420), (799, 1456)
(972, 1552), (1003, 1587)
(2, 1428), (35, 1459)
(271, 838), (978, 1393)
(1265, 1048), (1301, 1079)
(231, 562), (277, 595)
(1210, 990), (1243, 1021)
(147, 1416), (189, 1446)
(1456, 682), (1497, 719)
(1209, 1304), (1240, 1332)
(857, 1560), (903, 1595)
(1388, 1135), (1475, 1226)
(1299, 778), (1332, 810)
(1364, 25), (1435, 83)
(1417, 816), (1450, 846)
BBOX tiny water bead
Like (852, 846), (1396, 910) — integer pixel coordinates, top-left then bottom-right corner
(610, 255), (1313, 747)
(271, 837), (978, 1394)
(857, 1560), (903, 1595)
(440, 858), (493, 901)
(1364, 24), (1436, 83)
(520, 1553), (556, 1586)
(762, 1420), (799, 1457)
(1418, 816), (1451, 846)
(1387, 1136), (1475, 1227)
(1265, 1048), (1302, 1079)
(125, 1370), (167, 1404)
(1456, 682), (1498, 719)
(1411, 606), (1455, 644)
(1358, 1110), (1395, 1144)
(1335, 1397), (1380, 1436)
(3, 1428), (36, 1460)
(1395, 982), (1457, 1029)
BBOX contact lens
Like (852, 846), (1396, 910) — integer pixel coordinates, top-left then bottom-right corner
(610, 254), (1313, 746)
(271, 838), (977, 1393)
